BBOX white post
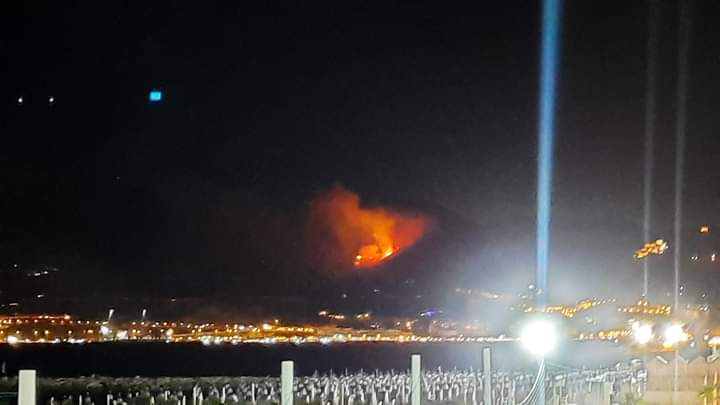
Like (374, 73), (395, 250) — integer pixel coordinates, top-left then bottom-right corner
(411, 354), (421, 405)
(482, 347), (492, 405)
(18, 370), (36, 405)
(282, 361), (294, 405)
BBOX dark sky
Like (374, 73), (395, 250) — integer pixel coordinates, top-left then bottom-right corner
(1, 1), (720, 303)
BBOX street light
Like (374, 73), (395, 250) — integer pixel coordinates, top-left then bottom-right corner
(632, 322), (653, 344)
(521, 319), (557, 356)
(664, 324), (686, 346)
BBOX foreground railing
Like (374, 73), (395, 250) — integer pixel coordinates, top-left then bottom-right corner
(5, 354), (644, 405)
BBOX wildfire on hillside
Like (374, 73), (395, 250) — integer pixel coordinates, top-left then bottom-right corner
(309, 186), (428, 269)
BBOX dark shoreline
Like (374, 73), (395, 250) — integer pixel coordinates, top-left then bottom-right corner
(0, 341), (632, 377)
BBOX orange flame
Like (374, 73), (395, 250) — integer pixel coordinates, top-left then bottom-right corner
(309, 186), (428, 269)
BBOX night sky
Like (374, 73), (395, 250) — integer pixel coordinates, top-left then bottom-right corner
(2, 1), (720, 304)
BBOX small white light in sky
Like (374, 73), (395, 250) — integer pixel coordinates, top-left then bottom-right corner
(149, 90), (163, 102)
(17, 97), (23, 105)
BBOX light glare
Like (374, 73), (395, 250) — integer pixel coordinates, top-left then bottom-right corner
(664, 324), (686, 346)
(521, 319), (557, 356)
(633, 323), (653, 344)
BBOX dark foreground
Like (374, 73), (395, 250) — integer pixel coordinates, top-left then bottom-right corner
(0, 341), (635, 377)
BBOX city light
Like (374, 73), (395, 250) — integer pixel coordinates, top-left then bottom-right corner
(521, 319), (557, 356)
(663, 324), (686, 346)
(634, 239), (668, 259)
(632, 322), (653, 345)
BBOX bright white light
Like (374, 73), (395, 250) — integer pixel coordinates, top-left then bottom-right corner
(17, 97), (23, 105)
(100, 325), (111, 335)
(521, 319), (557, 356)
(7, 335), (18, 345)
(664, 324), (686, 346)
(632, 322), (653, 344)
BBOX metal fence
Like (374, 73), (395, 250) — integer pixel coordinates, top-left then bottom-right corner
(0, 355), (644, 405)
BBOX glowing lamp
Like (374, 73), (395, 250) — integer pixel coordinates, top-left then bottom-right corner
(664, 324), (686, 346)
(521, 319), (557, 356)
(632, 322), (653, 344)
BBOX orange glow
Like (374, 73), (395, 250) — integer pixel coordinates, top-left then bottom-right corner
(355, 244), (396, 267)
(309, 186), (428, 269)
(634, 239), (668, 259)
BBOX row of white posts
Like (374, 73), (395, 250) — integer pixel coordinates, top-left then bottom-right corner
(279, 349), (493, 405)
(16, 348), (494, 405)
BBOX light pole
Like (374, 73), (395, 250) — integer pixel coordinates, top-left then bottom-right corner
(520, 318), (557, 404)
